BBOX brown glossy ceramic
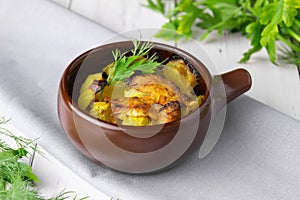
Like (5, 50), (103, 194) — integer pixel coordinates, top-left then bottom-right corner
(58, 41), (251, 174)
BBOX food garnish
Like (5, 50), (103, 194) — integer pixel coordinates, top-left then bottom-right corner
(107, 40), (162, 84)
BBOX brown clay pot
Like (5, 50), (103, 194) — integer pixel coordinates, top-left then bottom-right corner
(58, 41), (251, 174)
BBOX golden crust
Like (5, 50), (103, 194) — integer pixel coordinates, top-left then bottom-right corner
(78, 59), (205, 126)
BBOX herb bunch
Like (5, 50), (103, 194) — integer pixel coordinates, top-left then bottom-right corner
(145, 0), (300, 70)
(107, 40), (161, 85)
(0, 117), (88, 200)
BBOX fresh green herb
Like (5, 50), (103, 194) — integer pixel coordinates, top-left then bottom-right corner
(0, 117), (88, 200)
(52, 190), (89, 200)
(107, 40), (161, 85)
(145, 0), (300, 71)
(145, 0), (164, 14)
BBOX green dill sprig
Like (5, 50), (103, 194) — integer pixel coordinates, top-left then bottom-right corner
(107, 40), (161, 85)
(0, 117), (89, 200)
(0, 117), (41, 157)
(50, 190), (89, 200)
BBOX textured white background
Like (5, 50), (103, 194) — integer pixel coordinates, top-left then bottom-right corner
(49, 0), (300, 121)
(1, 1), (300, 200)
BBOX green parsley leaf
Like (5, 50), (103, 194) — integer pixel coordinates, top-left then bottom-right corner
(177, 0), (201, 37)
(146, 0), (300, 71)
(144, 0), (165, 14)
(154, 22), (186, 41)
(107, 40), (161, 84)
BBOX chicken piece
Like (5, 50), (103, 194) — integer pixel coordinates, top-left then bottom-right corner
(112, 97), (150, 117)
(111, 97), (181, 126)
(149, 101), (181, 124)
(111, 97), (151, 126)
(112, 80), (183, 125)
(126, 73), (189, 106)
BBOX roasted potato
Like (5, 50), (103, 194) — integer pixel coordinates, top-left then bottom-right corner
(78, 58), (206, 126)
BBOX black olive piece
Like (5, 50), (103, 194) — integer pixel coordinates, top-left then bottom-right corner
(96, 80), (107, 87)
(186, 63), (202, 82)
(193, 83), (206, 96)
(186, 62), (194, 72)
(95, 86), (104, 94)
(171, 54), (183, 60)
(94, 80), (107, 94)
(102, 72), (108, 79)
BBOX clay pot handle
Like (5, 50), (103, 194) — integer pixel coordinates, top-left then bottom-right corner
(212, 68), (252, 112)
(221, 68), (252, 103)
